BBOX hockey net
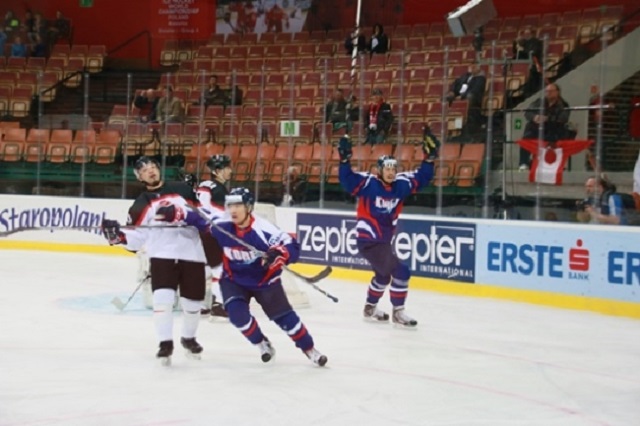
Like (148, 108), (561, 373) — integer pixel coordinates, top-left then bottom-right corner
(137, 203), (310, 309)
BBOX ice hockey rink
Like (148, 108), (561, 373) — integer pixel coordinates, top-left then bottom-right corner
(1, 249), (639, 426)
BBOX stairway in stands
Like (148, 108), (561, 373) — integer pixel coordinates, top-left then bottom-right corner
(40, 69), (164, 127)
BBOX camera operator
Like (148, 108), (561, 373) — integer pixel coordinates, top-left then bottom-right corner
(576, 175), (624, 225)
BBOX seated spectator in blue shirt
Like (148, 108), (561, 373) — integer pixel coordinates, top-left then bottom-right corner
(10, 36), (27, 57)
(0, 29), (7, 56)
(31, 34), (47, 57)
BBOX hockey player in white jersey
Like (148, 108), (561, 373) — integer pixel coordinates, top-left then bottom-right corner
(101, 157), (207, 365)
(195, 154), (233, 319)
(156, 187), (328, 367)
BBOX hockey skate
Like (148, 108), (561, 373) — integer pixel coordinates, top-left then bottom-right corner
(304, 348), (328, 367)
(209, 297), (229, 320)
(392, 307), (418, 329)
(156, 340), (174, 366)
(180, 337), (203, 360)
(256, 337), (275, 363)
(363, 303), (390, 322)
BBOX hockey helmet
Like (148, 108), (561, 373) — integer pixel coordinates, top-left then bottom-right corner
(377, 155), (398, 171)
(133, 156), (160, 179)
(207, 154), (231, 172)
(225, 187), (255, 209)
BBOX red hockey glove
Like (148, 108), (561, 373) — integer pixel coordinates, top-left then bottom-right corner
(262, 245), (290, 274)
(101, 219), (126, 245)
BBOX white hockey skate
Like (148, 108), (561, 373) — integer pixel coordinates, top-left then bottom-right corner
(363, 303), (390, 323)
(156, 340), (174, 366)
(256, 338), (275, 363)
(304, 348), (328, 367)
(392, 307), (418, 329)
(180, 337), (203, 360)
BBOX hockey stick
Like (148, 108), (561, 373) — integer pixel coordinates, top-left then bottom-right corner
(0, 224), (184, 238)
(186, 206), (337, 302)
(111, 274), (148, 312)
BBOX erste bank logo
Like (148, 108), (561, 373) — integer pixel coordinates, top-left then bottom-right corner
(487, 238), (590, 280)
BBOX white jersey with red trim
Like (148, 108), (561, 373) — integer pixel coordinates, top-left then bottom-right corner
(122, 182), (206, 263)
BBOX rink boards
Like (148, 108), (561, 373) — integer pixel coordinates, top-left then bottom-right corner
(1, 194), (639, 319)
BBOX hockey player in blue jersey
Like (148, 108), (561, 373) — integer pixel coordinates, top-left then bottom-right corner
(338, 131), (439, 327)
(155, 187), (328, 366)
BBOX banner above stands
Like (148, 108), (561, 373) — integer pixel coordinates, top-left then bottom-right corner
(1, 195), (638, 316)
(151, 0), (213, 39)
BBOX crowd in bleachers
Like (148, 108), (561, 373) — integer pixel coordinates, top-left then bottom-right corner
(0, 5), (629, 192)
(0, 8), (107, 118)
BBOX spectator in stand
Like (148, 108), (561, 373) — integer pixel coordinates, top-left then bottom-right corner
(520, 83), (570, 170)
(513, 26), (542, 61)
(134, 88), (159, 123)
(446, 60), (486, 139)
(325, 88), (359, 132)
(24, 11), (37, 43)
(22, 11), (34, 34)
(31, 34), (47, 58)
(344, 26), (366, 56)
(576, 175), (625, 225)
(10, 36), (27, 57)
(364, 88), (393, 145)
(0, 29), (6, 57)
(368, 23), (389, 55)
(32, 13), (47, 41)
(157, 86), (184, 124)
(513, 26), (543, 97)
(265, 3), (289, 33)
(281, 166), (307, 207)
(48, 11), (70, 44)
(199, 75), (229, 107)
(3, 11), (20, 33)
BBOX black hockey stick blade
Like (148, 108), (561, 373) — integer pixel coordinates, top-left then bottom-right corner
(292, 265), (333, 284)
(287, 266), (338, 302)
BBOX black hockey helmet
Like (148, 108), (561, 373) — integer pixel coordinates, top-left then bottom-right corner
(225, 187), (255, 210)
(206, 154), (231, 173)
(134, 156), (160, 179)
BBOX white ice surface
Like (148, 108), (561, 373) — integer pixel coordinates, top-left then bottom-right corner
(1, 250), (639, 426)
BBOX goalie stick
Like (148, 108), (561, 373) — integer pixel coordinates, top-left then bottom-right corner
(0, 224), (184, 238)
(187, 206), (338, 302)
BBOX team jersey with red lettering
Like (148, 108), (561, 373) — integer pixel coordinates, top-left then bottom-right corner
(121, 182), (206, 263)
(191, 207), (300, 288)
(339, 161), (434, 243)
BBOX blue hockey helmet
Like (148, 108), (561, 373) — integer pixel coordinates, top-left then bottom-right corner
(377, 155), (398, 171)
(225, 187), (255, 210)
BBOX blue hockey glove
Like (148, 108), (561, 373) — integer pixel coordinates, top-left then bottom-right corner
(422, 125), (440, 161)
(101, 219), (126, 245)
(338, 136), (352, 163)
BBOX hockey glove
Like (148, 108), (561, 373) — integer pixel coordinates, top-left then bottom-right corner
(262, 245), (290, 274)
(422, 125), (441, 161)
(338, 136), (352, 163)
(155, 203), (186, 223)
(101, 219), (126, 246)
